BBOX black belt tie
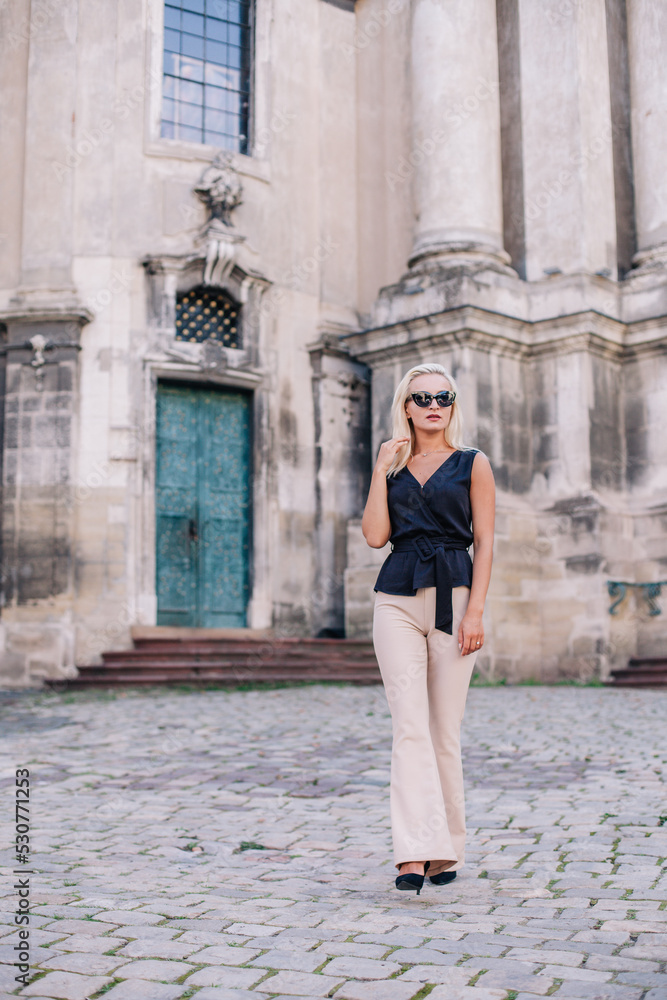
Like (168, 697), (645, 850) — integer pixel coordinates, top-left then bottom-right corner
(391, 534), (470, 635)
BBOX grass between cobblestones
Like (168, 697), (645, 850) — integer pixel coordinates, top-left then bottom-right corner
(1, 674), (611, 707)
(470, 674), (607, 686)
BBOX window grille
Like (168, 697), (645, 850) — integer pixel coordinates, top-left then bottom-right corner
(175, 286), (241, 348)
(162, 0), (252, 153)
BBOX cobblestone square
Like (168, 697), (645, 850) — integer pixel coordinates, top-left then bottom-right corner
(1, 684), (665, 999)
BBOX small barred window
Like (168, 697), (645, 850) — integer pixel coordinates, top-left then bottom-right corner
(175, 286), (241, 347)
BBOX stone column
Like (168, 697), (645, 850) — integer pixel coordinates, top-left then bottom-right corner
(514, 0), (617, 280)
(408, 0), (509, 271)
(627, 0), (667, 270)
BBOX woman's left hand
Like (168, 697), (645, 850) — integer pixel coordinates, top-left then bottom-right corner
(458, 611), (484, 656)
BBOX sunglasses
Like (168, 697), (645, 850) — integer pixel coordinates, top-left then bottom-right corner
(408, 390), (456, 408)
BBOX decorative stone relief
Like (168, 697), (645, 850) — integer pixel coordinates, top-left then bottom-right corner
(194, 152), (246, 287)
(143, 153), (269, 370)
(29, 334), (48, 390)
(194, 151), (243, 225)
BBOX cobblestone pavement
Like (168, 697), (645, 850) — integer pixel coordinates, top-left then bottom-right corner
(1, 683), (666, 1000)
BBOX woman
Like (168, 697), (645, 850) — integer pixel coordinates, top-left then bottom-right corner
(361, 363), (495, 894)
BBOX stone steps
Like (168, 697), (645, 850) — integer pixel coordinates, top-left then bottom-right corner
(49, 632), (382, 689)
(605, 657), (667, 687)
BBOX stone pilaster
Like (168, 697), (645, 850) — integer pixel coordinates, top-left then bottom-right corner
(408, 0), (510, 272)
(309, 333), (370, 636)
(0, 306), (90, 685)
(20, 0), (79, 291)
(626, 0), (667, 271)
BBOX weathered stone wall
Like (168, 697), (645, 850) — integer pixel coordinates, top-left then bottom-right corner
(0, 317), (85, 684)
(0, 0), (666, 684)
(342, 293), (667, 680)
(0, 0), (365, 681)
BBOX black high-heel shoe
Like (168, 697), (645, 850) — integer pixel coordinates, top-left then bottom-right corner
(395, 861), (430, 895)
(429, 869), (457, 885)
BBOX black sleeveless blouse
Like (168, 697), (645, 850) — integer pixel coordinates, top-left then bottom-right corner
(374, 448), (479, 634)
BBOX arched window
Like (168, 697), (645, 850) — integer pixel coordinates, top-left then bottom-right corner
(175, 286), (241, 348)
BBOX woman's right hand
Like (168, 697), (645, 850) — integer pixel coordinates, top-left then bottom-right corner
(375, 437), (410, 475)
(363, 437), (410, 546)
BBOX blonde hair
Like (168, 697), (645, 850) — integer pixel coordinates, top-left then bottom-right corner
(387, 363), (472, 477)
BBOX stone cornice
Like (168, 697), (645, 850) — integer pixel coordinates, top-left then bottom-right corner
(144, 355), (266, 390)
(0, 303), (93, 327)
(307, 336), (356, 365)
(308, 332), (370, 397)
(142, 250), (270, 289)
(341, 303), (665, 365)
(624, 312), (667, 358)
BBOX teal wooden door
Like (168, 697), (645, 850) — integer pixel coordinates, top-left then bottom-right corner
(155, 382), (251, 627)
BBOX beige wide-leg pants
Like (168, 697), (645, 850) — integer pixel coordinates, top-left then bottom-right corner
(373, 586), (479, 874)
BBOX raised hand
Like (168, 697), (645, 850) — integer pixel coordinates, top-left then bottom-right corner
(375, 436), (411, 474)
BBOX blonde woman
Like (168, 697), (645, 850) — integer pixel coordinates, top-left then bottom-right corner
(362, 363), (495, 894)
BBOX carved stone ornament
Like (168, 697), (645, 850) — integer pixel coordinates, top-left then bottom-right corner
(193, 152), (246, 287)
(29, 333), (48, 391)
(194, 151), (243, 226)
(199, 225), (245, 287)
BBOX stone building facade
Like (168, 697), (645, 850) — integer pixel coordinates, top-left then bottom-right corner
(0, 0), (665, 686)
